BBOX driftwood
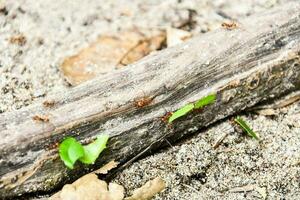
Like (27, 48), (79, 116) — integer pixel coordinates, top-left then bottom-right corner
(1, 3), (300, 198)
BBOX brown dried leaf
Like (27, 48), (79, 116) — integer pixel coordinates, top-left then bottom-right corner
(118, 33), (166, 66)
(94, 160), (119, 174)
(61, 30), (165, 85)
(125, 177), (166, 200)
(50, 174), (124, 200)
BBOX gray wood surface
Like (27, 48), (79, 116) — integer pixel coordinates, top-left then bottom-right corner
(1, 3), (300, 198)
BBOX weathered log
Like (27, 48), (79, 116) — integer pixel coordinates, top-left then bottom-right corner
(1, 3), (300, 198)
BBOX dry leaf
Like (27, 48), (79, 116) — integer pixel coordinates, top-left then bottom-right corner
(118, 33), (165, 66)
(166, 27), (192, 47)
(125, 177), (166, 200)
(61, 30), (165, 85)
(94, 160), (119, 174)
(50, 174), (124, 200)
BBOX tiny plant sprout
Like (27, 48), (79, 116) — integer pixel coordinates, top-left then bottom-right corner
(168, 103), (194, 123)
(194, 93), (216, 109)
(59, 134), (109, 169)
(234, 116), (259, 140)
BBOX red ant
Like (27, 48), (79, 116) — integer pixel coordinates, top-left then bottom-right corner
(48, 141), (59, 150)
(32, 115), (49, 122)
(160, 111), (174, 129)
(134, 97), (153, 108)
(134, 90), (155, 108)
(161, 111), (173, 123)
(43, 100), (55, 108)
(221, 21), (238, 30)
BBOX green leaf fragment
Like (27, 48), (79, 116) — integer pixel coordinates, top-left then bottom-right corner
(194, 93), (216, 109)
(234, 116), (259, 140)
(79, 134), (109, 164)
(59, 134), (109, 169)
(168, 103), (194, 123)
(59, 137), (84, 169)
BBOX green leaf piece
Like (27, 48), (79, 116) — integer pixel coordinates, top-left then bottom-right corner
(168, 103), (194, 123)
(234, 116), (259, 140)
(79, 134), (109, 164)
(194, 93), (216, 109)
(59, 137), (84, 169)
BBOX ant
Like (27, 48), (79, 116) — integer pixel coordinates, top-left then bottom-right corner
(134, 89), (154, 108)
(161, 111), (173, 123)
(43, 100), (55, 108)
(221, 21), (238, 30)
(9, 34), (27, 46)
(134, 96), (153, 108)
(32, 115), (49, 122)
(48, 141), (59, 150)
(160, 111), (174, 129)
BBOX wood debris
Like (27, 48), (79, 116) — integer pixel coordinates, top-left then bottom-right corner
(270, 91), (300, 109)
(228, 185), (267, 199)
(125, 177), (166, 200)
(93, 160), (119, 174)
(51, 175), (165, 200)
(249, 91), (300, 115)
(50, 174), (124, 200)
(254, 108), (277, 116)
(212, 131), (230, 149)
(228, 184), (255, 193)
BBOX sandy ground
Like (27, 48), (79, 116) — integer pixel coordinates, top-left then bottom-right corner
(114, 100), (300, 199)
(1, 0), (299, 199)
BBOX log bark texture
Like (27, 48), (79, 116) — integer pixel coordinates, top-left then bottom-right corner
(1, 3), (300, 198)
